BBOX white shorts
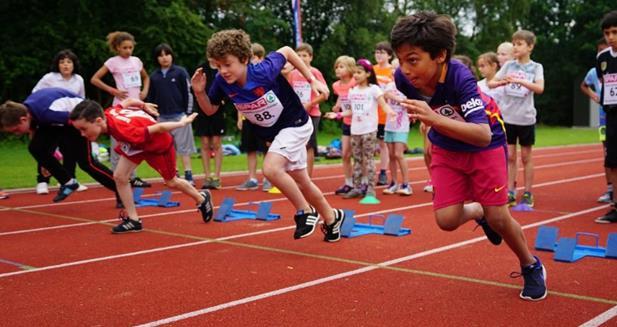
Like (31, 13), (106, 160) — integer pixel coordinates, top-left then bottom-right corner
(268, 120), (313, 171)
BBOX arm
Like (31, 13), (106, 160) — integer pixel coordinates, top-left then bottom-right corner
(487, 78), (508, 89)
(377, 95), (396, 117)
(147, 113), (197, 134)
(510, 77), (544, 94)
(119, 98), (159, 117)
(190, 67), (220, 116)
(401, 99), (491, 147)
(236, 111), (243, 130)
(91, 65), (128, 100)
(139, 68), (150, 100)
(276, 46), (330, 98)
(580, 80), (600, 103)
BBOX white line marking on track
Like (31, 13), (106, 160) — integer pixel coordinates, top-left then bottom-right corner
(579, 305), (617, 327)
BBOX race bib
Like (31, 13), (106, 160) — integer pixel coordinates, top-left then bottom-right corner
(504, 70), (530, 98)
(119, 142), (143, 156)
(122, 71), (142, 88)
(292, 81), (312, 104)
(340, 95), (352, 112)
(432, 105), (465, 122)
(233, 90), (284, 127)
(604, 74), (617, 106)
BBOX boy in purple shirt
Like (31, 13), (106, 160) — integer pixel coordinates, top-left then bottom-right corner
(191, 29), (346, 242)
(392, 11), (547, 301)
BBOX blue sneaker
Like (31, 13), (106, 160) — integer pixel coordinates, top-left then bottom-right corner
(236, 178), (259, 191)
(511, 256), (547, 301)
(52, 181), (80, 202)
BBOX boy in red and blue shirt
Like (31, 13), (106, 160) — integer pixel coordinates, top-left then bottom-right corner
(69, 98), (213, 233)
(392, 11), (547, 301)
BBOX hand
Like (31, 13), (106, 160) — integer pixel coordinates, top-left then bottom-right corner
(181, 113), (198, 125)
(323, 112), (338, 120)
(386, 110), (397, 122)
(143, 103), (159, 117)
(191, 68), (207, 93)
(237, 118), (243, 131)
(113, 88), (129, 100)
(120, 98), (144, 109)
(592, 93), (600, 104)
(310, 79), (330, 99)
(139, 90), (148, 100)
(400, 99), (437, 126)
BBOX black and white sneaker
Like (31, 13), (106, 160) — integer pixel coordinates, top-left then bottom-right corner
(52, 181), (80, 202)
(474, 217), (502, 245)
(322, 209), (345, 242)
(130, 177), (151, 188)
(112, 218), (143, 234)
(293, 207), (319, 239)
(198, 190), (214, 223)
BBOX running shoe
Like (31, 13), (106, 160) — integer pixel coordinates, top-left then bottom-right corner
(262, 179), (272, 192)
(293, 207), (319, 239)
(112, 218), (143, 234)
(510, 256), (547, 301)
(334, 184), (353, 195)
(382, 182), (399, 195)
(236, 179), (259, 191)
(520, 191), (534, 207)
(0, 190), (8, 199)
(597, 191), (612, 203)
(198, 190), (214, 223)
(130, 177), (151, 188)
(507, 190), (516, 207)
(423, 180), (433, 193)
(474, 217), (502, 245)
(36, 182), (49, 195)
(377, 171), (388, 186)
(321, 209), (346, 242)
(342, 188), (364, 199)
(52, 181), (80, 202)
(396, 183), (413, 196)
(77, 184), (88, 192)
(595, 208), (617, 224)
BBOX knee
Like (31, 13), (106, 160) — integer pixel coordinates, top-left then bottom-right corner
(521, 154), (532, 165)
(435, 217), (459, 231)
(262, 164), (276, 180)
(113, 172), (130, 185)
(165, 177), (179, 188)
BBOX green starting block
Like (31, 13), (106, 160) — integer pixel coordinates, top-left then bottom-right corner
(132, 188), (180, 208)
(341, 209), (411, 238)
(534, 226), (617, 262)
(214, 197), (280, 222)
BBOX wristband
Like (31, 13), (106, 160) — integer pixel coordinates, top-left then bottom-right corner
(336, 112), (342, 120)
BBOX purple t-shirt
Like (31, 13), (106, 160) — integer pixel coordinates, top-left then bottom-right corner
(207, 52), (308, 141)
(395, 60), (506, 152)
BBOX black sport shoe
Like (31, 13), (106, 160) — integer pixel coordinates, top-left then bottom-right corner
(52, 182), (80, 202)
(198, 190), (214, 223)
(130, 177), (151, 188)
(595, 208), (617, 224)
(321, 209), (345, 242)
(293, 207), (319, 239)
(112, 218), (143, 233)
(474, 217), (502, 245)
(511, 256), (547, 301)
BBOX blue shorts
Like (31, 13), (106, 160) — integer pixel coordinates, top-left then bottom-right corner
(384, 131), (408, 144)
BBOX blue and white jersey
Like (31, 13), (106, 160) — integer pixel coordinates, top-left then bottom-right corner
(207, 52), (308, 141)
(23, 88), (83, 127)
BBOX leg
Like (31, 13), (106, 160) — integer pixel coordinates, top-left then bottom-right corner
(165, 176), (204, 204)
(200, 136), (212, 179)
(114, 156), (139, 220)
(263, 152), (310, 212)
(395, 142), (409, 184)
(247, 151), (258, 180)
(63, 128), (117, 192)
(306, 147), (315, 177)
(507, 144), (518, 191)
(363, 133), (377, 195)
(520, 145), (533, 193)
(342, 134), (352, 183)
(350, 135), (363, 190)
(387, 142), (398, 183)
(287, 168), (335, 224)
(483, 205), (535, 266)
(211, 135), (223, 180)
(434, 202), (482, 231)
(29, 126), (71, 184)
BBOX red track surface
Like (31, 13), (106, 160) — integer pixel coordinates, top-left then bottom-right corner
(0, 144), (616, 326)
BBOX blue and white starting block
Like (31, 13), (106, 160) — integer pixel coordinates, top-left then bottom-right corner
(341, 210), (411, 238)
(214, 197), (280, 222)
(534, 226), (617, 262)
(132, 188), (180, 208)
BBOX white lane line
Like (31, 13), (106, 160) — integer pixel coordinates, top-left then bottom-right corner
(579, 305), (617, 327)
(135, 204), (608, 327)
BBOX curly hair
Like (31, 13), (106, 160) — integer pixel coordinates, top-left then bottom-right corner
(106, 31), (135, 53)
(207, 29), (251, 63)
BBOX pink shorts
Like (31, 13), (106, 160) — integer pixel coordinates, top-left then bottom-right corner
(124, 148), (177, 181)
(431, 145), (508, 210)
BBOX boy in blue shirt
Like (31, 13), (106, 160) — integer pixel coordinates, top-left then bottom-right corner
(191, 29), (346, 242)
(392, 11), (547, 300)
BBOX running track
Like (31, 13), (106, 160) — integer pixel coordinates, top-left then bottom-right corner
(0, 144), (615, 326)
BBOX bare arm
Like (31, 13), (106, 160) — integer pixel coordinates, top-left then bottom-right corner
(514, 78), (544, 94)
(277, 46), (330, 99)
(190, 68), (220, 116)
(91, 65), (127, 100)
(580, 80), (600, 103)
(139, 68), (150, 100)
(401, 99), (491, 147)
(147, 113), (197, 134)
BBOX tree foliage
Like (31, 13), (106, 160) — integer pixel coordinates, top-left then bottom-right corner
(1, 0), (615, 125)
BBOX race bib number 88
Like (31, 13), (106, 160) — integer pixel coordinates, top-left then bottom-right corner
(234, 90), (284, 127)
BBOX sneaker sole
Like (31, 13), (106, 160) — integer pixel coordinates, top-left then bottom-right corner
(294, 212), (320, 239)
(236, 186), (259, 191)
(111, 229), (143, 234)
(324, 209), (345, 243)
(594, 218), (617, 224)
(519, 265), (547, 301)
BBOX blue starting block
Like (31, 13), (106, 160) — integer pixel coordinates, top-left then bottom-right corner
(341, 209), (411, 238)
(534, 226), (617, 262)
(132, 188), (180, 208)
(214, 197), (280, 222)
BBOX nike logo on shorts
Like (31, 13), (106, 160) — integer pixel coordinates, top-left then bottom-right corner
(494, 185), (505, 192)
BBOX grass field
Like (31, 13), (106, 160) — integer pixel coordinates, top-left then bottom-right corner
(0, 125), (600, 189)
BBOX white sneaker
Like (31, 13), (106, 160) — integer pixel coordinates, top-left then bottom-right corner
(36, 182), (49, 195)
(77, 184), (88, 192)
(423, 181), (433, 193)
(396, 184), (413, 196)
(382, 183), (399, 195)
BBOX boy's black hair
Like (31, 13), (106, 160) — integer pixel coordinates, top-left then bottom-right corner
(375, 41), (393, 56)
(153, 43), (174, 66)
(50, 49), (80, 75)
(601, 10), (617, 30)
(390, 11), (457, 61)
(69, 100), (105, 123)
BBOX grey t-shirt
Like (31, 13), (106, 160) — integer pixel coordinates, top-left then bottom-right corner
(495, 59), (544, 125)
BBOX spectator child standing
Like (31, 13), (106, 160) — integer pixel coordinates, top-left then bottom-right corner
(91, 31), (151, 188)
(594, 10), (617, 224)
(146, 43), (197, 185)
(287, 43), (328, 177)
(477, 52), (505, 107)
(325, 59), (395, 204)
(331, 55), (356, 195)
(489, 30), (545, 207)
(496, 42), (514, 67)
(373, 41), (395, 185)
(382, 81), (412, 196)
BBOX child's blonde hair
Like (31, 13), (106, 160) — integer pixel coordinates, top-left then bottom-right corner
(333, 55), (356, 77)
(106, 31), (135, 53)
(251, 43), (265, 59)
(497, 41), (513, 54)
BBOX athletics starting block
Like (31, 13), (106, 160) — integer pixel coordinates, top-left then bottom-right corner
(341, 209), (411, 238)
(214, 197), (280, 222)
(534, 226), (617, 263)
(132, 188), (180, 208)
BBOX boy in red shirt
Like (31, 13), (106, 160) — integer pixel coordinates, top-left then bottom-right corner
(69, 98), (213, 233)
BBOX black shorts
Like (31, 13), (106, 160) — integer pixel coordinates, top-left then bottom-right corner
(240, 120), (266, 153)
(605, 110), (617, 168)
(342, 123), (351, 136)
(193, 110), (225, 136)
(307, 116), (320, 150)
(377, 124), (385, 140)
(505, 123), (535, 146)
